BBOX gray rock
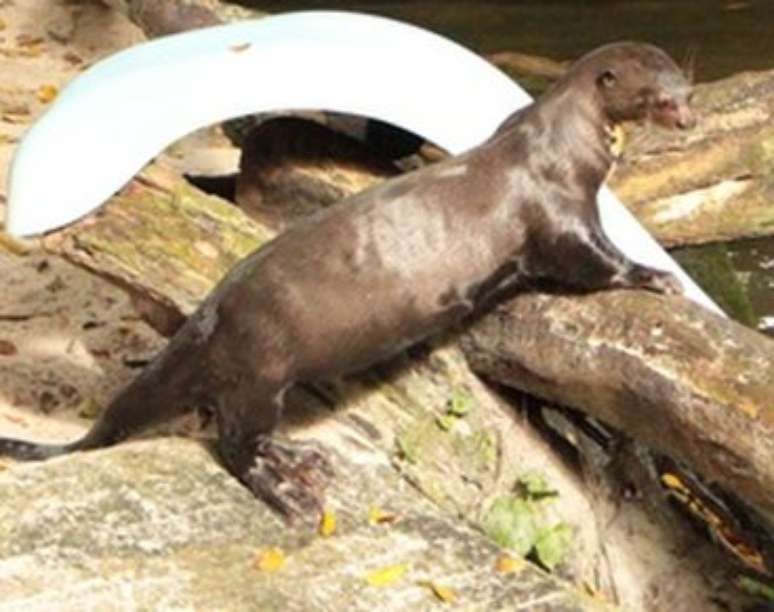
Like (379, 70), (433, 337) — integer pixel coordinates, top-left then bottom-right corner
(0, 438), (603, 612)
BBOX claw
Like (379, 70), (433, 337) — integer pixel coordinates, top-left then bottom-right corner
(243, 437), (333, 523)
(624, 266), (684, 296)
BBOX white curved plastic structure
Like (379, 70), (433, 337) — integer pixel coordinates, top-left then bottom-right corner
(5, 11), (721, 313)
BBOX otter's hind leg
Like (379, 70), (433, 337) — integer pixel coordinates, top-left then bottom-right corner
(215, 380), (333, 523)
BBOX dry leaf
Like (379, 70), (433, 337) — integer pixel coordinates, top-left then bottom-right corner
(37, 84), (58, 104)
(0, 339), (18, 356)
(1, 100), (29, 113)
(62, 51), (83, 66)
(2, 114), (27, 124)
(254, 547), (286, 572)
(2, 413), (28, 425)
(319, 509), (336, 537)
(365, 563), (409, 587)
(368, 507), (398, 525)
(16, 45), (44, 58)
(495, 554), (525, 574)
(16, 34), (44, 47)
(422, 581), (457, 603)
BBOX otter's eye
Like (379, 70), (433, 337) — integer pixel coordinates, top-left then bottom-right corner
(598, 69), (617, 88)
(656, 98), (676, 111)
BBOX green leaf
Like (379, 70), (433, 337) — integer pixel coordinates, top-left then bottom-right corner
(448, 389), (474, 417)
(737, 576), (774, 601)
(482, 496), (539, 555)
(534, 523), (573, 571)
(518, 472), (558, 500)
(435, 414), (457, 431)
(395, 433), (418, 464)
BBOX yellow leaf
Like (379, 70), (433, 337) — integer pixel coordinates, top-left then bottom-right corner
(368, 507), (398, 525)
(37, 85), (58, 104)
(365, 563), (409, 587)
(425, 582), (457, 603)
(660, 472), (684, 490)
(495, 554), (524, 574)
(254, 547), (286, 572)
(319, 509), (336, 537)
(582, 582), (608, 601)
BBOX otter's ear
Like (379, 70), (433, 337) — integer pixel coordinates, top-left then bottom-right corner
(597, 69), (617, 89)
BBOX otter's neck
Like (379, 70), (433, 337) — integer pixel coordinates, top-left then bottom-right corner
(493, 79), (616, 190)
(542, 80), (615, 175)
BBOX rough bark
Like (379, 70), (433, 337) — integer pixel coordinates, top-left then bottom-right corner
(461, 291), (774, 523)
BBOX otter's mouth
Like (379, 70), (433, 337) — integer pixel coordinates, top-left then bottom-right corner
(649, 97), (696, 130)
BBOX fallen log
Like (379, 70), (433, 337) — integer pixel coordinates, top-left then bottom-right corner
(36, 162), (634, 609)
(23, 157), (764, 606)
(41, 157), (774, 529)
(461, 291), (774, 523)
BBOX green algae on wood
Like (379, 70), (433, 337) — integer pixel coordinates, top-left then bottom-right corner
(672, 242), (757, 327)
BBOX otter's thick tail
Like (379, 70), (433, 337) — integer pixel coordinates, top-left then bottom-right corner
(0, 437), (78, 461)
(0, 316), (208, 463)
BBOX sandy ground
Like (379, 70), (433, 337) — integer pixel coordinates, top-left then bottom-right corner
(0, 0), (237, 445)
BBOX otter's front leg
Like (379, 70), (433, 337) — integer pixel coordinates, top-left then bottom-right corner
(540, 228), (683, 295)
(588, 229), (683, 295)
(215, 381), (334, 523)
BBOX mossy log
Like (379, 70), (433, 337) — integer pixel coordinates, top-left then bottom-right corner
(21, 150), (770, 609)
(461, 291), (774, 523)
(41, 158), (774, 528)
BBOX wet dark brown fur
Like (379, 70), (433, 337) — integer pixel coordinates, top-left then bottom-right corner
(0, 42), (695, 520)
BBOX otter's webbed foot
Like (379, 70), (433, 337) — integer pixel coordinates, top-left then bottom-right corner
(241, 436), (334, 523)
(618, 265), (684, 295)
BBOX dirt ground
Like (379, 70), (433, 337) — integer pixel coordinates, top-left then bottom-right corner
(0, 0), (236, 445)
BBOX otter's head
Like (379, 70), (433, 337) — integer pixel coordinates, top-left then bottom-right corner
(579, 42), (695, 130)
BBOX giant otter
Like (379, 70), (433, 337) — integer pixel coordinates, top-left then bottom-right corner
(0, 42), (695, 520)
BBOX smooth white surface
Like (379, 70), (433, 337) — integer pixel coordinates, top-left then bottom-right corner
(5, 11), (721, 313)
